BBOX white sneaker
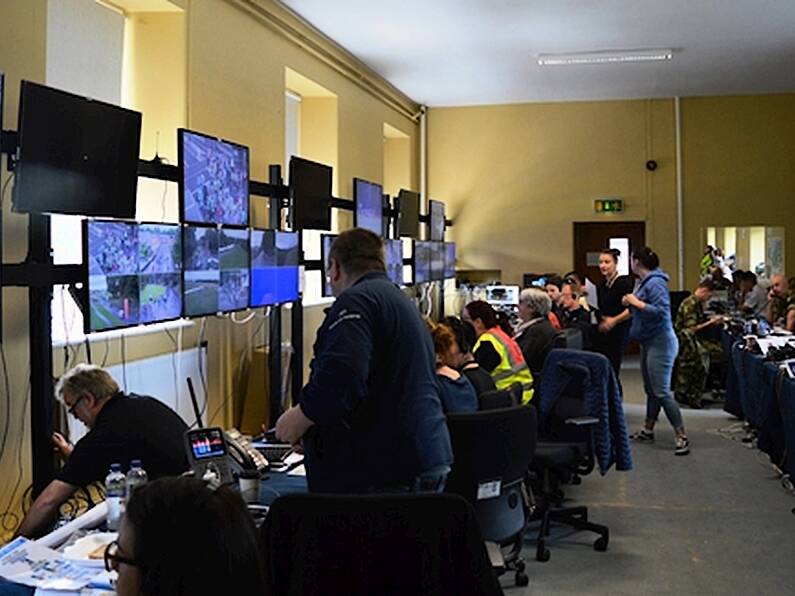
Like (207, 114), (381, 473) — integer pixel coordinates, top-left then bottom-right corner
(675, 436), (690, 456)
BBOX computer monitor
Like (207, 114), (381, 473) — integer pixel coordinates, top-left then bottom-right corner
(430, 242), (445, 281)
(429, 199), (445, 242)
(485, 285), (520, 307)
(397, 189), (420, 238)
(413, 240), (432, 284)
(179, 129), (249, 226)
(250, 229), (300, 306)
(290, 156), (332, 230)
(444, 242), (456, 279)
(84, 220), (183, 333)
(182, 224), (220, 317)
(13, 81), (141, 218)
(385, 239), (403, 286)
(218, 227), (250, 312)
(354, 178), (383, 236)
(320, 233), (338, 297)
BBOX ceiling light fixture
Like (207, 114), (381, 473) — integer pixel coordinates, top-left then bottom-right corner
(538, 49), (673, 67)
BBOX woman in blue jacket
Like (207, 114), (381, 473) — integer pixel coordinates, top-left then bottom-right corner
(622, 247), (690, 456)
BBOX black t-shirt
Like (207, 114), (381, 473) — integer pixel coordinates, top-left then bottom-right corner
(460, 363), (497, 396)
(597, 275), (634, 318)
(56, 393), (189, 487)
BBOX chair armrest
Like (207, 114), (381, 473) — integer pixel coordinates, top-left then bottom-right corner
(564, 416), (599, 426)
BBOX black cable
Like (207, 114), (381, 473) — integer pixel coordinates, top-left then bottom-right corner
(0, 364), (31, 534)
(0, 172), (15, 208)
(101, 338), (110, 367)
(0, 343), (12, 467)
(163, 328), (180, 417)
(84, 337), (92, 365)
(198, 320), (208, 419)
(120, 334), (128, 392)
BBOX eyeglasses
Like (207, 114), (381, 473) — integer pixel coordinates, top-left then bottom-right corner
(104, 540), (140, 572)
(67, 395), (85, 417)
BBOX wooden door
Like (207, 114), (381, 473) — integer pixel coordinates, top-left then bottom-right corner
(573, 221), (646, 284)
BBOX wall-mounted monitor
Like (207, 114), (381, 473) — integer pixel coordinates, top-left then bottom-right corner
(485, 285), (520, 307)
(385, 239), (403, 286)
(14, 81), (141, 218)
(290, 156), (332, 230)
(397, 189), (420, 238)
(353, 178), (384, 236)
(182, 224), (220, 317)
(430, 242), (445, 281)
(429, 199), (445, 242)
(250, 229), (300, 306)
(320, 233), (338, 298)
(413, 240), (432, 284)
(444, 242), (456, 279)
(85, 220), (182, 333)
(218, 227), (250, 312)
(179, 129), (250, 226)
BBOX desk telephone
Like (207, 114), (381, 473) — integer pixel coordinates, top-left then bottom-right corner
(185, 427), (269, 485)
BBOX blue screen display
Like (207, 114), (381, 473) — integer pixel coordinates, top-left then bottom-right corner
(430, 242), (445, 281)
(444, 242), (456, 279)
(354, 178), (383, 235)
(429, 200), (445, 242)
(181, 130), (249, 226)
(250, 230), (300, 306)
(321, 234), (337, 297)
(414, 241), (432, 284)
(385, 239), (403, 286)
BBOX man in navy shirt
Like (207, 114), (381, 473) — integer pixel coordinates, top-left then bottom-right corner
(275, 228), (452, 493)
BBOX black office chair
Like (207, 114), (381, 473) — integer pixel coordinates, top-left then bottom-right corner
(261, 493), (503, 596)
(530, 361), (609, 562)
(478, 387), (515, 410)
(445, 405), (537, 587)
(552, 328), (583, 350)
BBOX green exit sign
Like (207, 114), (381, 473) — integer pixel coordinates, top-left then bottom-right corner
(594, 198), (624, 213)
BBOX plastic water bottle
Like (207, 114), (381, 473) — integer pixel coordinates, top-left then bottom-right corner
(126, 459), (148, 499)
(105, 463), (126, 531)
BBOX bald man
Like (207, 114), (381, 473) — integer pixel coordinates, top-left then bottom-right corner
(766, 274), (788, 325)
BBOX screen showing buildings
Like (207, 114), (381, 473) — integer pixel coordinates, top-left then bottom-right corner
(290, 156), (332, 230)
(444, 242), (456, 279)
(385, 239), (403, 286)
(429, 200), (445, 242)
(414, 241), (432, 284)
(180, 129), (249, 226)
(14, 81), (141, 218)
(219, 227), (250, 312)
(87, 221), (182, 332)
(354, 178), (383, 235)
(183, 225), (220, 317)
(430, 242), (445, 281)
(250, 230), (300, 306)
(321, 234), (337, 297)
(398, 189), (420, 238)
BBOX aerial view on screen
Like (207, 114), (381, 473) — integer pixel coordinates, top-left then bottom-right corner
(355, 178), (383, 235)
(414, 241), (431, 284)
(321, 234), (337, 297)
(182, 131), (249, 226)
(385, 239), (403, 286)
(250, 230), (300, 306)
(138, 224), (182, 324)
(219, 227), (250, 312)
(183, 225), (220, 316)
(444, 242), (456, 279)
(429, 200), (445, 242)
(430, 242), (445, 281)
(88, 221), (140, 331)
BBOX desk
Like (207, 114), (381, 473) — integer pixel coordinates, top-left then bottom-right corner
(259, 471), (308, 506)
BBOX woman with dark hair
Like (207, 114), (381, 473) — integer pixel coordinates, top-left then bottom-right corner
(425, 319), (478, 412)
(442, 316), (497, 396)
(108, 477), (267, 596)
(462, 300), (534, 403)
(622, 247), (689, 456)
(595, 248), (634, 377)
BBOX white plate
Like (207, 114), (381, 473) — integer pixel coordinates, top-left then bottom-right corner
(63, 532), (118, 568)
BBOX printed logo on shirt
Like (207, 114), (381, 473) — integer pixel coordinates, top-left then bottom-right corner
(329, 308), (362, 331)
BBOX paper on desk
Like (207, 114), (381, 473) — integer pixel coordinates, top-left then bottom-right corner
(750, 336), (795, 356)
(36, 502), (108, 550)
(287, 465), (306, 477)
(0, 537), (100, 591)
(283, 452), (303, 466)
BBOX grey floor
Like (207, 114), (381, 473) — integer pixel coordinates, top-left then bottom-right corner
(503, 361), (795, 596)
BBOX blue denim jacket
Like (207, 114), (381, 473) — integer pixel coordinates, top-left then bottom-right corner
(628, 269), (674, 343)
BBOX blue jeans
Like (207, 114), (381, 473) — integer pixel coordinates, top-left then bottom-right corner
(640, 330), (684, 430)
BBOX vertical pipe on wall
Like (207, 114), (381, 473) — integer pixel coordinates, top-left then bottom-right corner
(420, 105), (427, 203)
(675, 96), (684, 289)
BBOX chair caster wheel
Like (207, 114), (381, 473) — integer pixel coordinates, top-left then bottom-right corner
(515, 559), (526, 572)
(536, 548), (550, 562)
(594, 536), (609, 552)
(515, 571), (529, 587)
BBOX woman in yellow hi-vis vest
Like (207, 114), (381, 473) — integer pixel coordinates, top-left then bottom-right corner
(463, 301), (534, 403)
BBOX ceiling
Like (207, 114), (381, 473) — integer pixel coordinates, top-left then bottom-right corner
(281, 0), (795, 106)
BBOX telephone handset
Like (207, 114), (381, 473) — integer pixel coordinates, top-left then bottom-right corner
(224, 428), (269, 474)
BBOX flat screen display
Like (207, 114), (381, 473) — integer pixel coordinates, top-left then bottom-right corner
(183, 225), (220, 317)
(250, 230), (300, 306)
(398, 189), (420, 238)
(290, 156), (332, 230)
(86, 220), (182, 332)
(430, 242), (445, 281)
(485, 285), (520, 307)
(187, 428), (227, 460)
(429, 200), (445, 242)
(414, 240), (432, 284)
(14, 81), (141, 218)
(354, 178), (383, 235)
(218, 227), (250, 312)
(320, 234), (338, 297)
(385, 239), (403, 286)
(179, 129), (249, 226)
(444, 242), (456, 279)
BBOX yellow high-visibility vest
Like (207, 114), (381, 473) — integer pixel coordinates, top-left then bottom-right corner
(474, 327), (534, 403)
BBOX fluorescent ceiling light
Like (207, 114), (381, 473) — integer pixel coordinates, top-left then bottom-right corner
(538, 49), (673, 66)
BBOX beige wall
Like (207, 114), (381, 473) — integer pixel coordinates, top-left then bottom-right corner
(383, 136), (412, 198)
(300, 96), (339, 192)
(427, 99), (678, 286)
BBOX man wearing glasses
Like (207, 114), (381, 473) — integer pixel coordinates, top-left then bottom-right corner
(16, 364), (189, 538)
